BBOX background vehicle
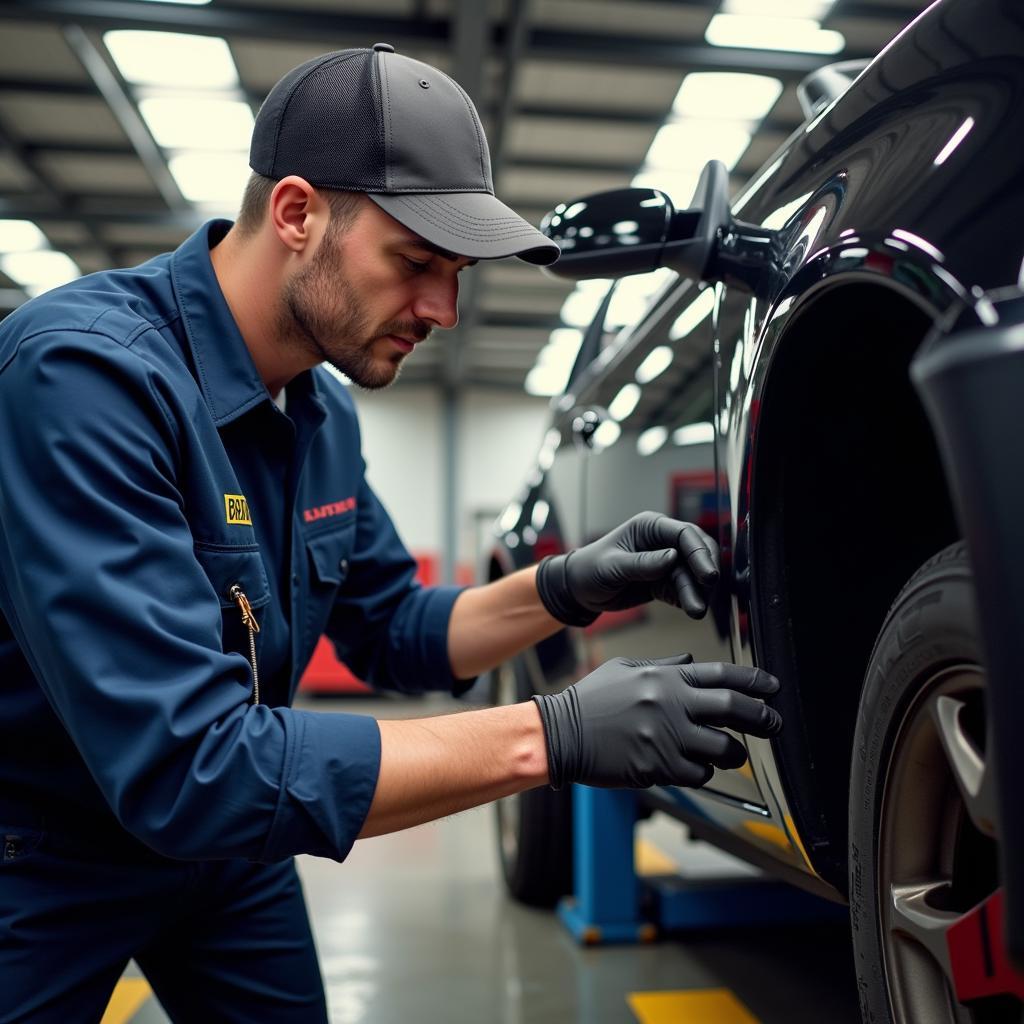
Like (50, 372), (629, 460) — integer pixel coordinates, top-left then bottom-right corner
(485, 1), (1024, 1020)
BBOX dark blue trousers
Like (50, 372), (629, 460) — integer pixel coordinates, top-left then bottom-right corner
(0, 823), (328, 1023)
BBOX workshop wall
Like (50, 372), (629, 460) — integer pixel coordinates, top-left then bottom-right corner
(350, 386), (549, 581)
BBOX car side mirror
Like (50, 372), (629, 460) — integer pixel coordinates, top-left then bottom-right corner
(540, 159), (776, 290)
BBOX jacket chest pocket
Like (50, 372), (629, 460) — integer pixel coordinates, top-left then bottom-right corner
(302, 521), (355, 653)
(194, 544), (271, 702)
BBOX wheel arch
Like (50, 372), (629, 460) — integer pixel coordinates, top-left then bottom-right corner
(750, 281), (961, 893)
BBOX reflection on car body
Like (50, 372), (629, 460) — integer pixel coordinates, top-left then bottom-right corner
(486, 1), (1024, 1020)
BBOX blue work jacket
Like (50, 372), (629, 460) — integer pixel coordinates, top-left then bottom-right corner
(0, 220), (466, 864)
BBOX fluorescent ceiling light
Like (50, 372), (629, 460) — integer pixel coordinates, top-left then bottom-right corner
(140, 0), (212, 4)
(631, 169), (701, 209)
(891, 228), (944, 263)
(0, 220), (47, 253)
(723, 0), (834, 17)
(139, 97), (254, 150)
(498, 502), (521, 533)
(635, 345), (673, 385)
(169, 151), (250, 204)
(592, 420), (621, 450)
(706, 15), (845, 54)
(535, 346), (574, 374)
(760, 190), (814, 231)
(538, 429), (561, 470)
(547, 327), (584, 352)
(637, 425), (669, 457)
(645, 120), (752, 172)
(605, 268), (674, 329)
(934, 116), (974, 166)
(105, 31), (239, 89)
(1, 250), (79, 294)
(560, 279), (611, 329)
(608, 383), (641, 422)
(669, 288), (716, 340)
(531, 500), (550, 532)
(672, 422), (715, 446)
(673, 73), (784, 121)
(525, 363), (571, 397)
(531, 332), (579, 396)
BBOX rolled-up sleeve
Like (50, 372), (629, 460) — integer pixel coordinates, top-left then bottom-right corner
(0, 330), (380, 862)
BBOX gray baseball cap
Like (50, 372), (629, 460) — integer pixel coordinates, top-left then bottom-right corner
(250, 44), (559, 266)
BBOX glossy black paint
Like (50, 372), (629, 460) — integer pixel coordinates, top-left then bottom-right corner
(489, 0), (1024, 897)
(541, 161), (753, 287)
(539, 187), (674, 278)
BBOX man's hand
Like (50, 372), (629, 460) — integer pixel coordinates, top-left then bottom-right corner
(535, 511), (719, 626)
(532, 654), (781, 790)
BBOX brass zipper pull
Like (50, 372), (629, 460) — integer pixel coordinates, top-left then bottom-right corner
(228, 584), (260, 705)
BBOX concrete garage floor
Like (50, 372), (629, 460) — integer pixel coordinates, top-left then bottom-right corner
(106, 695), (862, 1024)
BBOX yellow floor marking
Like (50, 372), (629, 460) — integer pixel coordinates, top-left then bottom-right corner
(784, 813), (813, 867)
(735, 761), (754, 780)
(635, 837), (679, 876)
(741, 819), (793, 852)
(628, 988), (760, 1024)
(99, 978), (151, 1024)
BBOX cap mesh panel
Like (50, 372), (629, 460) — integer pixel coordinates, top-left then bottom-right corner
(271, 53), (385, 189)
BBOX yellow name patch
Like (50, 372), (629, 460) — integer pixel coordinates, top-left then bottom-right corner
(224, 494), (252, 526)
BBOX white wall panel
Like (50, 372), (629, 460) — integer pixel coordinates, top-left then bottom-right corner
(348, 386), (443, 556)
(457, 389), (550, 574)
(348, 385), (550, 580)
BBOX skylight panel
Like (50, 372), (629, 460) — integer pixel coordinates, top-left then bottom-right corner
(673, 73), (784, 121)
(0, 220), (47, 253)
(1, 250), (80, 296)
(168, 152), (251, 204)
(104, 31), (239, 89)
(139, 97), (254, 150)
(705, 15), (844, 54)
(645, 120), (752, 172)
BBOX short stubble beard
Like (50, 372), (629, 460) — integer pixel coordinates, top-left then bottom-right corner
(279, 225), (429, 390)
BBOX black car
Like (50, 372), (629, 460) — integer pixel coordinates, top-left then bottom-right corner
(485, 1), (1024, 1021)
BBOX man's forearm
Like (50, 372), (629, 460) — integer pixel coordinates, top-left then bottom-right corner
(446, 566), (563, 679)
(357, 700), (548, 838)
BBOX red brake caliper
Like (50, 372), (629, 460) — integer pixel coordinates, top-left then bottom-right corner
(947, 888), (1024, 1003)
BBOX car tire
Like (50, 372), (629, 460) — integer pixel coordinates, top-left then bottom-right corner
(849, 542), (1017, 1023)
(490, 655), (574, 908)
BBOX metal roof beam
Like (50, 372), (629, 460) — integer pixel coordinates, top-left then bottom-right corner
(61, 24), (188, 213)
(522, 28), (875, 70)
(0, 0), (448, 44)
(481, 310), (559, 330)
(488, 0), (531, 180)
(0, 288), (29, 312)
(0, 196), (201, 228)
(441, 0), (490, 393)
(0, 1), (875, 72)
(0, 116), (119, 266)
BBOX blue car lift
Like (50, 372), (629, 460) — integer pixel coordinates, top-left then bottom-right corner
(557, 786), (846, 945)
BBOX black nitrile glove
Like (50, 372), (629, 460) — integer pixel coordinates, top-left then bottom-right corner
(532, 654), (781, 790)
(535, 511), (719, 627)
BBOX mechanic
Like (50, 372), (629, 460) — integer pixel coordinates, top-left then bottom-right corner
(0, 45), (782, 1022)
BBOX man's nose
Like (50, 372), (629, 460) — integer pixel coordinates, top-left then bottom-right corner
(412, 277), (459, 330)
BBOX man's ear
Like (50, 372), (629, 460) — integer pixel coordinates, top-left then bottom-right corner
(269, 176), (327, 254)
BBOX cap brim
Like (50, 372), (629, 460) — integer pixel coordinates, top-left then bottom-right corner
(367, 191), (559, 266)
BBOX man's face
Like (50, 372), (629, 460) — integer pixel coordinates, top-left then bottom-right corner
(281, 198), (475, 389)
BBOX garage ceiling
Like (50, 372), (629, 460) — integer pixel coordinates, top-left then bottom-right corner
(0, 0), (931, 390)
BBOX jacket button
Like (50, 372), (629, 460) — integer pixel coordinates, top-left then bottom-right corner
(338, 558), (349, 574)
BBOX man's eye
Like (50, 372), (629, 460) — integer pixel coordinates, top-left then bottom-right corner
(403, 256), (429, 273)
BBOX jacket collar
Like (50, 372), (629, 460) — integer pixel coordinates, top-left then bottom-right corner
(170, 219), (275, 427)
